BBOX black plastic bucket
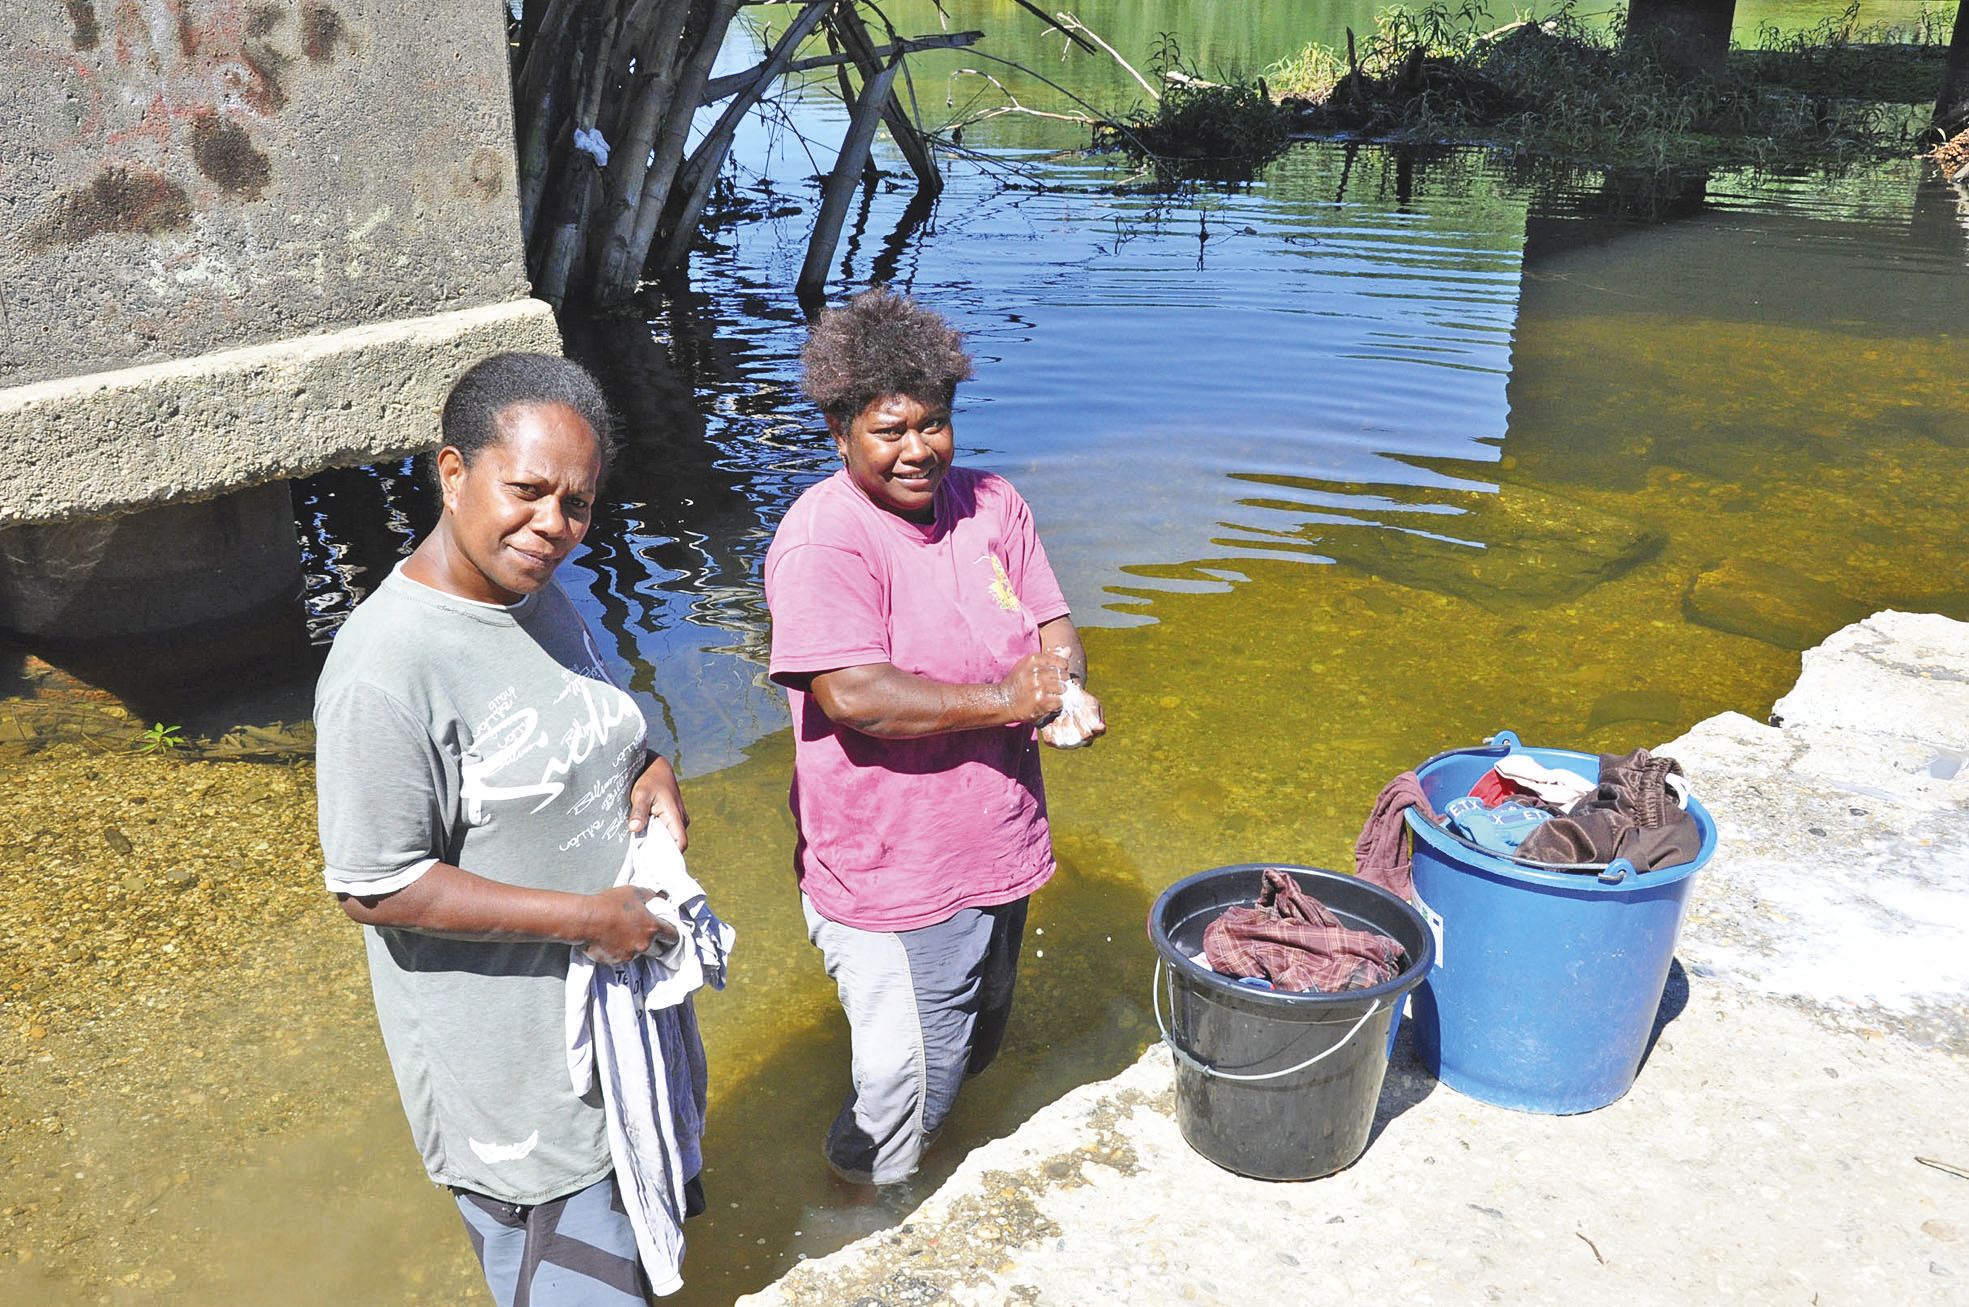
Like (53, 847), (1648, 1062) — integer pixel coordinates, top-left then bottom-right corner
(1146, 864), (1435, 1180)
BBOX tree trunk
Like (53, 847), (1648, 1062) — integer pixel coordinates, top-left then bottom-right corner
(830, 1), (942, 197)
(1624, 0), (1738, 78)
(586, 0), (695, 303)
(1938, 0), (1969, 135)
(797, 55), (902, 301)
(592, 0), (743, 303)
(656, 0), (834, 274)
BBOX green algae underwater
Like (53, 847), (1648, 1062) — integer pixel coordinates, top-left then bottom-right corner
(5, 149), (1969, 1307)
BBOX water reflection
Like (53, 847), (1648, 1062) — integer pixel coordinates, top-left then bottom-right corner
(8, 24), (1969, 1304)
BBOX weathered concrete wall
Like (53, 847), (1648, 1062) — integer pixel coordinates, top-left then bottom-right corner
(4, 0), (535, 387)
(0, 0), (563, 533)
(1, 299), (555, 527)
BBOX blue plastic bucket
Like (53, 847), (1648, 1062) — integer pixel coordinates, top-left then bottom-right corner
(1405, 731), (1716, 1114)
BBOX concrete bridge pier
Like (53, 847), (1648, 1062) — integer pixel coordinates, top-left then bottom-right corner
(0, 483), (300, 643)
(3, 0), (560, 654)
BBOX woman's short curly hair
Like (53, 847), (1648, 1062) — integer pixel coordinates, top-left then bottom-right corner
(800, 286), (975, 426)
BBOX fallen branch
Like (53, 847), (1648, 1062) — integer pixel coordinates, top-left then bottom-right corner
(833, 0), (942, 195)
(1056, 11), (1159, 100)
(945, 47), (1162, 160)
(797, 53), (903, 299)
(700, 30), (983, 104)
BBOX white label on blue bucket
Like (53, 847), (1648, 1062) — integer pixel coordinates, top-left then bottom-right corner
(1415, 893), (1446, 969)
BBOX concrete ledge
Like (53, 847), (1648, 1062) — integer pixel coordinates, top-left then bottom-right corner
(745, 611), (1969, 1307)
(0, 298), (562, 527)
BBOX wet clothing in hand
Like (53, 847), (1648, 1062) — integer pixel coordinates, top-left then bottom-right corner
(1203, 868), (1402, 994)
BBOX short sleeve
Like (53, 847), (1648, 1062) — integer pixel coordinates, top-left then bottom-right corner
(314, 681), (449, 895)
(766, 543), (891, 686)
(1000, 486), (1069, 625)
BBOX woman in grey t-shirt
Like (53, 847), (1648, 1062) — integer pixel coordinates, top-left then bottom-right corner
(314, 353), (687, 1305)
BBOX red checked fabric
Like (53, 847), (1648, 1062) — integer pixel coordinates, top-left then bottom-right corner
(1202, 868), (1402, 994)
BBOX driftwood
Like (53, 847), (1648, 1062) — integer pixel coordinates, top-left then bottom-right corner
(798, 53), (901, 299)
(507, 0), (1092, 304)
(656, 0), (835, 273)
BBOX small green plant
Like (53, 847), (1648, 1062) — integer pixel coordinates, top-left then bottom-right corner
(136, 722), (186, 754)
(1104, 33), (1291, 180)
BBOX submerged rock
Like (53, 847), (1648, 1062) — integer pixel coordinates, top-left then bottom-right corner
(1683, 556), (1871, 649)
(1322, 486), (1665, 610)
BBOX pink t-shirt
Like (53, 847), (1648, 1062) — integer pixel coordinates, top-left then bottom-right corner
(764, 467), (1072, 931)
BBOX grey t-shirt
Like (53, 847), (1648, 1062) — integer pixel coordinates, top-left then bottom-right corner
(314, 564), (646, 1204)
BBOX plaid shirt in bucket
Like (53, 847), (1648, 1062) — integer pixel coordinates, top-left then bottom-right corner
(1202, 868), (1402, 993)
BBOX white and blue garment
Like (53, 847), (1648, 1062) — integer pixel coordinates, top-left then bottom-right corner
(1444, 795), (1553, 857)
(565, 829), (735, 1297)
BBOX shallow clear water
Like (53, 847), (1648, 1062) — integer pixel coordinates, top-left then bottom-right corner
(2, 4), (1965, 1303)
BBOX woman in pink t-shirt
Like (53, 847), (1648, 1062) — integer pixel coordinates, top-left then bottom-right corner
(764, 287), (1107, 1185)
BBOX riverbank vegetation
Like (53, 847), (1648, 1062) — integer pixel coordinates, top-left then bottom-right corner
(1115, 2), (1962, 176)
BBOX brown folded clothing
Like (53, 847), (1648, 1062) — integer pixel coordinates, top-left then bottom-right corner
(1517, 747), (1701, 871)
(1203, 868), (1403, 994)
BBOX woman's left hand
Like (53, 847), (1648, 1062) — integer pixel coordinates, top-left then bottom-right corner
(1040, 687), (1106, 748)
(629, 753), (690, 851)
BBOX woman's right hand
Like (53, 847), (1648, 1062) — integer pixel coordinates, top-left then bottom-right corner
(581, 885), (679, 964)
(998, 651), (1072, 725)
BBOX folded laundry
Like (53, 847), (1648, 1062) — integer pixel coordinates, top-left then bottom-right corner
(1492, 754), (1597, 808)
(1469, 768), (1520, 807)
(1203, 868), (1402, 993)
(1444, 795), (1553, 856)
(1516, 747), (1700, 871)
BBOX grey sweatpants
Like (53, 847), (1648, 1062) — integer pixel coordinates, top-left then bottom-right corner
(453, 1173), (644, 1307)
(802, 894), (1029, 1185)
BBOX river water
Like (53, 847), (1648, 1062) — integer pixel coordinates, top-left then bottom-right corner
(2, 2), (1963, 1303)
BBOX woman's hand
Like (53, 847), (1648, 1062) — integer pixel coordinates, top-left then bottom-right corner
(997, 651), (1073, 725)
(629, 753), (689, 851)
(581, 885), (678, 964)
(1040, 686), (1106, 748)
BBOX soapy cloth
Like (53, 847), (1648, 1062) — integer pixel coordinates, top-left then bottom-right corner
(1046, 679), (1102, 748)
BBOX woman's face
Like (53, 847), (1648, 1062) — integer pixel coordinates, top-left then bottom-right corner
(436, 401), (603, 604)
(830, 392), (954, 522)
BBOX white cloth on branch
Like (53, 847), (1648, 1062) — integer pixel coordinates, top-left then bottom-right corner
(573, 126), (611, 167)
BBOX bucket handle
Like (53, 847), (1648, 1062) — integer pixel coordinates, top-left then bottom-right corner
(1596, 857), (1637, 885)
(1412, 729), (1521, 777)
(1153, 959), (1383, 1082)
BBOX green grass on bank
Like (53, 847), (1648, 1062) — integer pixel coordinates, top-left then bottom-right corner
(1115, 1), (1955, 176)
